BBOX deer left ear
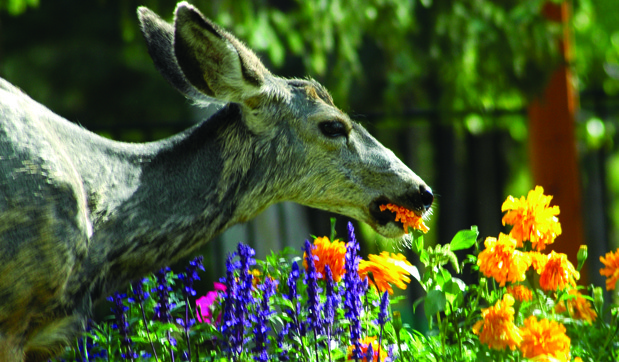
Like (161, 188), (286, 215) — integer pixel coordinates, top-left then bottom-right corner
(172, 1), (270, 104)
(138, 6), (207, 102)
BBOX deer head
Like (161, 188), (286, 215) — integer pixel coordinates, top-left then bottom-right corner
(138, 2), (433, 238)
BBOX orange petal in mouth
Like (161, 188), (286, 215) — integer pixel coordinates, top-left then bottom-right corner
(380, 204), (429, 233)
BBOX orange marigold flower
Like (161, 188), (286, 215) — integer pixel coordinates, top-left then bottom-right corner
(529, 251), (549, 274)
(347, 336), (388, 361)
(554, 289), (597, 324)
(599, 248), (619, 291)
(358, 252), (413, 295)
(472, 294), (522, 351)
(539, 251), (579, 292)
(379, 203), (429, 233)
(506, 284), (533, 302)
(303, 236), (347, 282)
(501, 186), (562, 251)
(477, 233), (531, 287)
(519, 316), (571, 361)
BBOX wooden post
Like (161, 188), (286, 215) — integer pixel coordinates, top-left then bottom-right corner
(528, 2), (586, 281)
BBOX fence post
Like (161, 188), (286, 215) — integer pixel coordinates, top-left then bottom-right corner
(528, 2), (586, 281)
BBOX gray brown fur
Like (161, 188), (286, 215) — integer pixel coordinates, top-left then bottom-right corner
(0, 2), (432, 361)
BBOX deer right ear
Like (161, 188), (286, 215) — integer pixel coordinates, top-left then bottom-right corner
(172, 2), (270, 103)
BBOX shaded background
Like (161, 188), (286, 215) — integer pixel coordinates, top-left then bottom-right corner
(1, 0), (618, 330)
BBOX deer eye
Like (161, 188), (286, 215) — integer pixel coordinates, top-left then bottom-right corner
(319, 121), (347, 138)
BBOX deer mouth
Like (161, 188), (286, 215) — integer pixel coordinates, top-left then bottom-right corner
(369, 197), (401, 226)
(369, 197), (429, 235)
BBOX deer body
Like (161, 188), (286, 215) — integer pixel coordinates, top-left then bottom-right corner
(0, 3), (432, 361)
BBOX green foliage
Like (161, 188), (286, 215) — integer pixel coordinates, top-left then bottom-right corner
(189, 0), (563, 112)
(3, 0), (617, 121)
(52, 223), (619, 362)
(573, 0), (619, 96)
(0, 0), (38, 15)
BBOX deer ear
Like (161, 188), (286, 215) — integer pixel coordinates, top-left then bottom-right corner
(172, 2), (270, 103)
(137, 6), (208, 102)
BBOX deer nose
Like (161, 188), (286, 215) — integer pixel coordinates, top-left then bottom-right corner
(420, 185), (434, 211)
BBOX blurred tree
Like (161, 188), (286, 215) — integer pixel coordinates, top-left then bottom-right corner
(0, 0), (38, 15)
(0, 0), (565, 113)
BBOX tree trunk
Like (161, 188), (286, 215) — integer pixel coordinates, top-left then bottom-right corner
(528, 2), (586, 281)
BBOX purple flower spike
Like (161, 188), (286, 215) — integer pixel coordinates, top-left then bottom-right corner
(107, 292), (136, 359)
(366, 341), (374, 362)
(344, 222), (363, 361)
(179, 255), (204, 298)
(153, 267), (174, 323)
(220, 254), (239, 356)
(128, 278), (149, 304)
(219, 244), (258, 358)
(284, 261), (302, 335)
(252, 278), (276, 361)
(303, 239), (323, 333)
(377, 291), (390, 326)
(235, 243), (257, 355)
(377, 291), (390, 362)
(324, 265), (338, 327)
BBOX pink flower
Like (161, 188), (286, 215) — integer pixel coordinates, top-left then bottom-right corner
(196, 282), (226, 324)
(213, 281), (226, 292)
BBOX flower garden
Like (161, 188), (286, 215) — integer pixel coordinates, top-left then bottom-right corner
(57, 187), (619, 361)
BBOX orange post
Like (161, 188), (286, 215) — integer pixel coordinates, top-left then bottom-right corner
(527, 2), (586, 281)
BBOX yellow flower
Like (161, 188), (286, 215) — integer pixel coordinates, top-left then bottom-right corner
(248, 269), (278, 290)
(519, 316), (571, 362)
(303, 236), (347, 282)
(358, 252), (413, 295)
(554, 289), (597, 324)
(250, 269), (262, 288)
(529, 251), (549, 274)
(477, 233), (531, 287)
(347, 336), (388, 361)
(539, 251), (579, 292)
(501, 186), (562, 251)
(506, 284), (533, 302)
(379, 203), (429, 233)
(599, 248), (619, 291)
(472, 294), (522, 350)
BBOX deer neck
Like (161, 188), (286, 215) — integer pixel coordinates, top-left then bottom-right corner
(78, 103), (287, 302)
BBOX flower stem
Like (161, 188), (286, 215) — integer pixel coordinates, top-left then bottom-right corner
(394, 328), (404, 362)
(184, 296), (192, 361)
(326, 329), (333, 362)
(313, 329), (320, 362)
(597, 313), (619, 361)
(139, 301), (160, 362)
(436, 312), (446, 359)
(378, 325), (384, 362)
(167, 330), (175, 362)
(525, 274), (547, 314)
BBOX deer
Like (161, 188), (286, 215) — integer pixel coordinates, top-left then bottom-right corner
(0, 2), (433, 361)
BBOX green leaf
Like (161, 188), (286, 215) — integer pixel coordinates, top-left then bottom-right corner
(449, 226), (479, 251)
(330, 217), (337, 241)
(276, 297), (295, 310)
(440, 268), (452, 285)
(408, 264), (422, 286)
(412, 296), (424, 313)
(424, 289), (446, 322)
(412, 231), (424, 255)
(443, 277), (466, 310)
